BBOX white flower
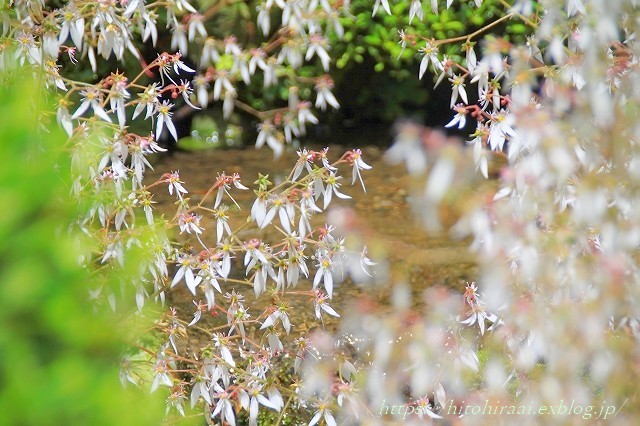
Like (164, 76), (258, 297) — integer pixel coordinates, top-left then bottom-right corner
(459, 283), (500, 335)
(213, 205), (233, 243)
(142, 13), (158, 45)
(286, 248), (309, 287)
(172, 254), (202, 295)
(282, 113), (300, 143)
(323, 171), (351, 209)
(133, 83), (160, 120)
(360, 246), (377, 277)
(444, 104), (468, 129)
(158, 51), (195, 86)
(243, 239), (271, 279)
(201, 38), (220, 66)
(313, 252), (335, 298)
(175, 0), (197, 14)
(415, 396), (443, 419)
(212, 334), (236, 367)
(263, 58), (279, 87)
(163, 171), (188, 197)
(449, 74), (468, 107)
(108, 73), (130, 128)
(347, 149), (372, 192)
(59, 7), (85, 50)
(470, 61), (490, 97)
(190, 376), (211, 407)
(260, 308), (291, 334)
(177, 79), (200, 110)
(460, 306), (499, 335)
(223, 89), (236, 119)
(239, 382), (281, 426)
(71, 87), (111, 122)
(224, 34), (242, 56)
(211, 385), (236, 426)
(234, 55), (251, 84)
(263, 195), (296, 233)
(433, 54), (453, 87)
(218, 245), (233, 279)
(292, 148), (314, 181)
(155, 100), (178, 141)
(251, 193), (270, 227)
(249, 48), (268, 74)
(419, 41), (439, 79)
(213, 172), (246, 209)
(150, 358), (174, 393)
(187, 300), (206, 327)
(278, 41), (304, 68)
(466, 44), (478, 73)
(43, 30), (61, 58)
(470, 126), (489, 178)
(178, 212), (203, 235)
(387, 121), (428, 175)
(314, 290), (340, 320)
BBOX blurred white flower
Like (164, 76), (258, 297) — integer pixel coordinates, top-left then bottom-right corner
(315, 76), (339, 111)
(372, 0), (391, 17)
(306, 33), (331, 71)
(309, 400), (337, 426)
(256, 120), (283, 156)
(409, 0), (424, 23)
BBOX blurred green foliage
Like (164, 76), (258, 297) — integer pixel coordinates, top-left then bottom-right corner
(329, 0), (531, 124)
(178, 115), (245, 150)
(0, 76), (164, 425)
(333, 0), (519, 69)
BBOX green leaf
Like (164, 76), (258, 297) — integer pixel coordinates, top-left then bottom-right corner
(363, 34), (382, 46)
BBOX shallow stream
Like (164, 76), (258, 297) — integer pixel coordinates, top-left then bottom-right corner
(147, 143), (479, 343)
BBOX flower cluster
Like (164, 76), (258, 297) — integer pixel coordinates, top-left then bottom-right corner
(6, 0), (640, 424)
(2, 0), (374, 423)
(3, 0), (349, 158)
(304, 0), (640, 424)
(141, 147), (373, 421)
